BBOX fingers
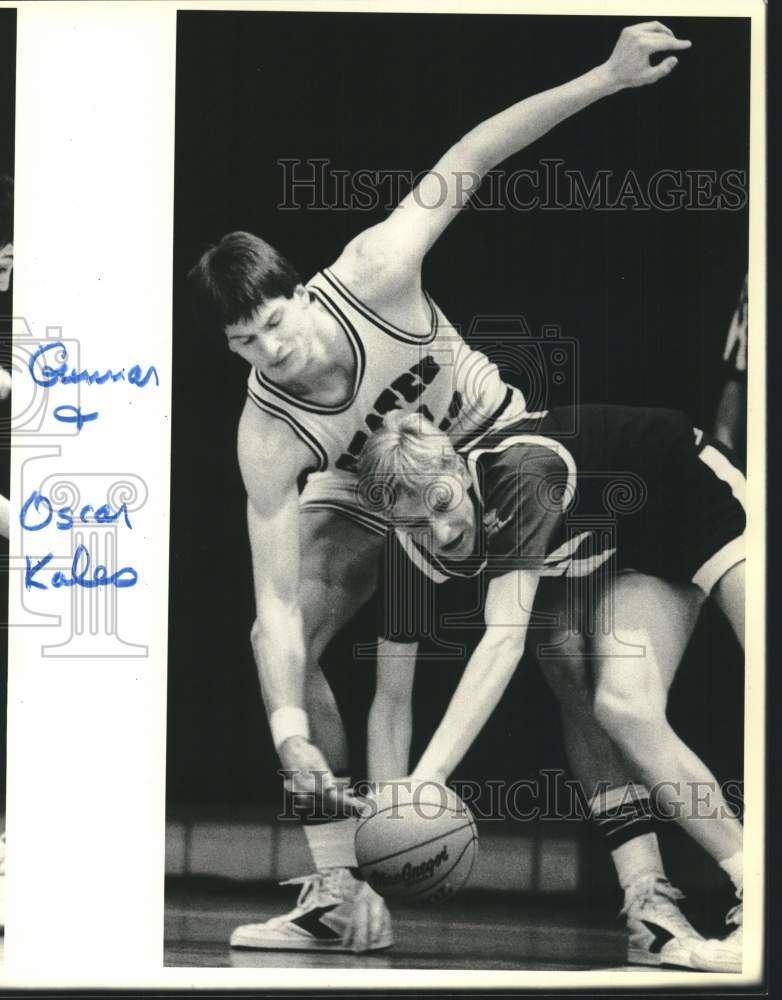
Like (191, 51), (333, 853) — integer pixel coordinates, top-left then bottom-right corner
(344, 888), (391, 953)
(369, 898), (387, 945)
(347, 900), (369, 953)
(633, 20), (674, 35)
(333, 787), (372, 818)
(342, 920), (355, 951)
(645, 34), (692, 52)
(646, 55), (679, 82)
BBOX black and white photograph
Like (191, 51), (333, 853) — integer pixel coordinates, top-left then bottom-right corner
(162, 6), (761, 982)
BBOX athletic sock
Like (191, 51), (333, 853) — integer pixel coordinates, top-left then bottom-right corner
(718, 850), (743, 893)
(590, 783), (665, 891)
(290, 773), (359, 872)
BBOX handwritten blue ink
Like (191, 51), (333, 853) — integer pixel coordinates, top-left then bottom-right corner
(20, 490), (133, 532)
(53, 405), (99, 430)
(25, 544), (138, 591)
(28, 341), (159, 389)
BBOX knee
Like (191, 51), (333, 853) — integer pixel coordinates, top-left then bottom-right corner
(538, 627), (591, 703)
(540, 651), (591, 713)
(593, 676), (665, 743)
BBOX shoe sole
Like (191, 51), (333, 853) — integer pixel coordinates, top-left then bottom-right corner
(629, 945), (741, 973)
(230, 933), (394, 953)
(628, 943), (701, 970)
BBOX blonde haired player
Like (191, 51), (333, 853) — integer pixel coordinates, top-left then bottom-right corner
(189, 24), (696, 953)
(360, 408), (744, 971)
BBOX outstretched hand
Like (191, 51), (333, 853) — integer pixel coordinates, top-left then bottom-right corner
(342, 881), (393, 953)
(278, 735), (367, 817)
(604, 21), (692, 89)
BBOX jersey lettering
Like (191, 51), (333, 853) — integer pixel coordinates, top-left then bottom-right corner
(335, 355), (442, 472)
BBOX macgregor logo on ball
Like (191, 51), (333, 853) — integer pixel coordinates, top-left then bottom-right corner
(372, 846), (449, 886)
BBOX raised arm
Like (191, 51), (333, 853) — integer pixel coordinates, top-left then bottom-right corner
(356, 22), (690, 267)
(413, 569), (541, 782)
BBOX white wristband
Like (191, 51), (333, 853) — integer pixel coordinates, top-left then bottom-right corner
(270, 706), (310, 750)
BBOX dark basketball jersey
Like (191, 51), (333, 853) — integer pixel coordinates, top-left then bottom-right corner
(379, 406), (746, 643)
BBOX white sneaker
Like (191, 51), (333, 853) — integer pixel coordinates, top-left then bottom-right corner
(689, 893), (742, 973)
(230, 868), (394, 952)
(624, 874), (706, 969)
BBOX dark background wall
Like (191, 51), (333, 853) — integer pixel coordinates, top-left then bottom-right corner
(168, 9), (748, 863)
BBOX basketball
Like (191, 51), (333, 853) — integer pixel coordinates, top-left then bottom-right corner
(355, 780), (479, 903)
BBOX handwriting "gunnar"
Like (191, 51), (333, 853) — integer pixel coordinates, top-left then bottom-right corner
(28, 341), (159, 389)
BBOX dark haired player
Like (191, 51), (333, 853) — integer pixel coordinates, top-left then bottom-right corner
(189, 25), (694, 952)
(360, 406), (744, 971)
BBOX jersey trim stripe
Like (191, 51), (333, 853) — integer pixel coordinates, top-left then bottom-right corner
(246, 387), (329, 472)
(690, 439), (746, 594)
(252, 284), (367, 415)
(321, 267), (438, 345)
(696, 440), (746, 509)
(299, 500), (389, 536)
(692, 534), (745, 595)
(454, 388), (517, 451)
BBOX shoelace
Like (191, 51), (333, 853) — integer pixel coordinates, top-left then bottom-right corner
(621, 874), (689, 928)
(279, 868), (347, 909)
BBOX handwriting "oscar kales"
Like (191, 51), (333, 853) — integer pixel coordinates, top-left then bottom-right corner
(28, 340), (159, 430)
(25, 544), (137, 591)
(20, 492), (137, 591)
(20, 490), (133, 531)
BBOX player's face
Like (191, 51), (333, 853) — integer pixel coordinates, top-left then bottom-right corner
(0, 243), (13, 293)
(224, 286), (315, 381)
(395, 466), (476, 561)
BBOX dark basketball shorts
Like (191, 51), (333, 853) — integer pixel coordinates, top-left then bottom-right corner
(516, 406), (746, 596)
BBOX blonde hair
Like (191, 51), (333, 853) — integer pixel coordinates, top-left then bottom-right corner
(357, 411), (460, 504)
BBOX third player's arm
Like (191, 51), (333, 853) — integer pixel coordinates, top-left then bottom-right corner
(413, 569), (541, 782)
(367, 638), (419, 780)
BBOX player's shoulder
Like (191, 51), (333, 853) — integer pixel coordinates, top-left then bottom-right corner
(472, 434), (571, 484)
(237, 398), (313, 489)
(331, 222), (418, 297)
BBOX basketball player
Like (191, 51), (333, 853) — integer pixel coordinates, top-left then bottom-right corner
(714, 275), (748, 465)
(190, 23), (694, 952)
(358, 406), (745, 971)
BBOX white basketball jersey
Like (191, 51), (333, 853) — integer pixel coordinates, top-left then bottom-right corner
(246, 267), (527, 476)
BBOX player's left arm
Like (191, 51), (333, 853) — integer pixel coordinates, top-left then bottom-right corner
(367, 638), (419, 780)
(413, 568), (541, 782)
(347, 22), (691, 273)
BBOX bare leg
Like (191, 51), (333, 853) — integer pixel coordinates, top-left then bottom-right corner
(533, 583), (631, 791)
(591, 573), (743, 864)
(712, 560), (745, 649)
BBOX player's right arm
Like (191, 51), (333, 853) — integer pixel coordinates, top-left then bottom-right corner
(343, 22), (691, 275)
(238, 402), (341, 797)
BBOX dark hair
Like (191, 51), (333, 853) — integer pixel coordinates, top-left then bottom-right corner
(0, 175), (13, 248)
(188, 231), (301, 335)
